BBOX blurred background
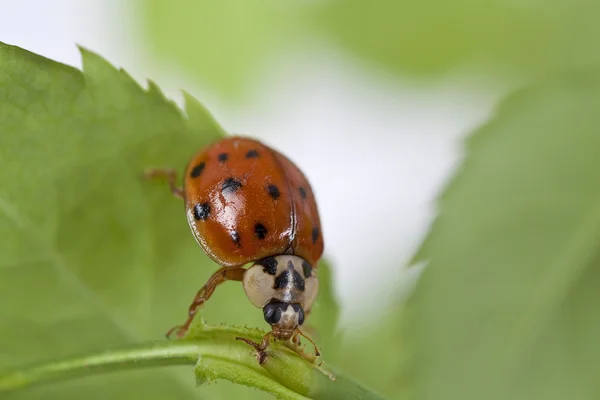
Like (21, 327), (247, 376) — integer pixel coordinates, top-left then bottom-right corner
(0, 0), (501, 325)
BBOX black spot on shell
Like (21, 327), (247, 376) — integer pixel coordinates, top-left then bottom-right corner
(218, 153), (228, 162)
(267, 184), (280, 200)
(193, 203), (210, 221)
(231, 231), (241, 247)
(292, 269), (305, 292)
(302, 261), (312, 278)
(190, 162), (205, 178)
(222, 177), (242, 194)
(255, 223), (267, 239)
(311, 226), (319, 244)
(259, 257), (278, 275)
(246, 149), (260, 158)
(298, 186), (307, 199)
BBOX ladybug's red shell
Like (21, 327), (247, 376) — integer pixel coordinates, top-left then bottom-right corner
(183, 137), (324, 268)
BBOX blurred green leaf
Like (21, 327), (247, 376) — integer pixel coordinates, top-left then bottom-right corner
(140, 0), (307, 97)
(407, 69), (600, 400)
(331, 310), (411, 400)
(0, 42), (340, 399)
(305, 260), (340, 359)
(139, 0), (600, 95)
(314, 0), (600, 78)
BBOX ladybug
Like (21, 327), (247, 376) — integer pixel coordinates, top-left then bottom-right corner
(145, 136), (324, 362)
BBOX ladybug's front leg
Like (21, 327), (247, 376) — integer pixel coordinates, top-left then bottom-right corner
(236, 332), (274, 365)
(167, 266), (246, 339)
(237, 329), (320, 365)
(295, 328), (320, 357)
(143, 167), (184, 199)
(297, 308), (317, 338)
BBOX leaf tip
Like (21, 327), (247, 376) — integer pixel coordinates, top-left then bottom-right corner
(147, 79), (164, 96)
(76, 44), (104, 70)
(182, 90), (226, 138)
(146, 79), (181, 111)
(182, 90), (205, 117)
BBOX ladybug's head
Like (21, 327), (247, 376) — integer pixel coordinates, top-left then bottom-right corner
(242, 255), (318, 339)
(262, 301), (304, 340)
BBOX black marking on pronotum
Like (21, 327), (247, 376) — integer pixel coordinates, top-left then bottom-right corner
(193, 202), (211, 221)
(302, 261), (312, 278)
(277, 260), (304, 292)
(292, 269), (305, 291)
(231, 231), (241, 247)
(190, 162), (205, 178)
(222, 177), (242, 194)
(218, 153), (228, 162)
(311, 226), (319, 243)
(246, 149), (260, 158)
(274, 270), (290, 290)
(259, 257), (278, 275)
(255, 223), (267, 239)
(298, 186), (307, 199)
(267, 184), (280, 200)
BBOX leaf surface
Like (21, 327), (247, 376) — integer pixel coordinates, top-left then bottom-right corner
(407, 69), (600, 400)
(0, 42), (340, 399)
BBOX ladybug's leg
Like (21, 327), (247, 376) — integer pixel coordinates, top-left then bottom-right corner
(296, 328), (321, 357)
(292, 331), (301, 346)
(298, 309), (317, 337)
(237, 329), (321, 365)
(167, 267), (246, 339)
(143, 168), (184, 199)
(281, 329), (321, 364)
(235, 332), (274, 365)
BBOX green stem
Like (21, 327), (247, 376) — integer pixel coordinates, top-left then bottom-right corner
(0, 341), (201, 391)
(0, 322), (388, 400)
(0, 336), (310, 400)
(0, 339), (306, 399)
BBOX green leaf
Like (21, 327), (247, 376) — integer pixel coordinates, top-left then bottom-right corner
(0, 40), (222, 399)
(407, 69), (600, 400)
(0, 310), (385, 400)
(140, 0), (306, 97)
(139, 0), (600, 92)
(0, 322), (387, 400)
(303, 260), (340, 360)
(0, 42), (352, 399)
(315, 0), (600, 78)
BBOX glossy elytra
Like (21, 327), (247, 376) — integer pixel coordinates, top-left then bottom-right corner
(145, 136), (324, 363)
